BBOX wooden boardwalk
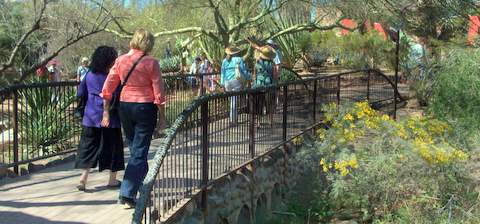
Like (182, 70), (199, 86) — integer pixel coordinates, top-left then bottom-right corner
(0, 140), (165, 224)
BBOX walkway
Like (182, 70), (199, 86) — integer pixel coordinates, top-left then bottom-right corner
(0, 140), (164, 224)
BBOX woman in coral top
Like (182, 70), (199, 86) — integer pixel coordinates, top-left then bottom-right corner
(101, 29), (166, 208)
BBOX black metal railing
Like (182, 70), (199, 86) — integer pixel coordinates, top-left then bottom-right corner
(132, 69), (404, 224)
(0, 69), (303, 174)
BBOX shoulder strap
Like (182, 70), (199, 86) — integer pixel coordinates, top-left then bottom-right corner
(121, 53), (147, 87)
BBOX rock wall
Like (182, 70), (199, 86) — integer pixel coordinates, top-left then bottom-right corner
(166, 143), (306, 224)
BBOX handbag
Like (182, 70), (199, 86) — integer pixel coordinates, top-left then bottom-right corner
(74, 72), (89, 120)
(109, 53), (146, 114)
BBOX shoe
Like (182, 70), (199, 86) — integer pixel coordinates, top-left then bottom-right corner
(118, 196), (136, 209)
(106, 180), (121, 189)
(76, 181), (86, 191)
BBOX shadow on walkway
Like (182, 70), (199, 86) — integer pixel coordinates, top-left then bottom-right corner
(0, 211), (87, 224)
(0, 199), (117, 208)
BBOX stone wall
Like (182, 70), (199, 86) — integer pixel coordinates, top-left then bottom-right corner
(166, 142), (307, 224)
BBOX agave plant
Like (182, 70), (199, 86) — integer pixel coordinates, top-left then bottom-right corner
(159, 56), (181, 73)
(17, 79), (78, 157)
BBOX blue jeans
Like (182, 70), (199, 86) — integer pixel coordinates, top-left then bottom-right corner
(225, 79), (242, 124)
(118, 102), (157, 200)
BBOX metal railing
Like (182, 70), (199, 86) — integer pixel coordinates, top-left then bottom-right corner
(132, 69), (404, 224)
(0, 69), (301, 174)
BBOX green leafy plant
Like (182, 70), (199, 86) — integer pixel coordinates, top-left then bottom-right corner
(17, 78), (78, 157)
(288, 102), (479, 223)
(159, 56), (181, 73)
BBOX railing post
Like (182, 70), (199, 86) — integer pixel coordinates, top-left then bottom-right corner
(282, 86), (288, 143)
(366, 71), (371, 102)
(248, 93), (255, 159)
(12, 91), (19, 175)
(312, 80), (317, 124)
(336, 75), (341, 106)
(200, 75), (205, 96)
(200, 100), (209, 211)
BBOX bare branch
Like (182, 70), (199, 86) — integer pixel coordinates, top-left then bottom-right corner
(227, 0), (289, 35)
(266, 16), (349, 40)
(0, 0), (47, 73)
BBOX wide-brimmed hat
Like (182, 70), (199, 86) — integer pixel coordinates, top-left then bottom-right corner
(225, 46), (241, 55)
(254, 46), (276, 60)
(266, 39), (278, 46)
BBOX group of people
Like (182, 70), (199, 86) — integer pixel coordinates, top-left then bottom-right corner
(72, 28), (282, 210)
(189, 53), (216, 95)
(220, 38), (282, 127)
(74, 29), (166, 209)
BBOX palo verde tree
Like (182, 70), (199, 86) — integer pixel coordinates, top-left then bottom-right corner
(106, 0), (349, 68)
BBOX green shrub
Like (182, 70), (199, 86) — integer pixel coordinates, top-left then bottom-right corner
(293, 102), (479, 223)
(429, 48), (480, 135)
(17, 78), (78, 157)
(159, 56), (181, 73)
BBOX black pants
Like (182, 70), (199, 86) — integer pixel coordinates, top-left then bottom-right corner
(118, 102), (157, 199)
(75, 127), (125, 172)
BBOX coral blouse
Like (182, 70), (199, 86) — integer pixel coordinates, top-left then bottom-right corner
(102, 49), (166, 106)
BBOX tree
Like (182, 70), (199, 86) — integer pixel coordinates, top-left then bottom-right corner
(0, 0), (120, 82)
(107, 0), (349, 67)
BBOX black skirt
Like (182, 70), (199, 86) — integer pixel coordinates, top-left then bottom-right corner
(75, 127), (125, 172)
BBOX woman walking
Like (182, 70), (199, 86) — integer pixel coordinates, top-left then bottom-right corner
(101, 29), (166, 208)
(220, 46), (250, 125)
(75, 46), (124, 191)
(251, 46), (276, 127)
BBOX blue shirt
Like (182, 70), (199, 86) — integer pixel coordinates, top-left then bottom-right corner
(77, 66), (89, 81)
(273, 50), (282, 65)
(220, 56), (250, 85)
(77, 71), (121, 128)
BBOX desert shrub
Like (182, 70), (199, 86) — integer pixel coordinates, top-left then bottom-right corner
(17, 77), (78, 156)
(293, 102), (479, 223)
(429, 48), (480, 136)
(159, 55), (181, 73)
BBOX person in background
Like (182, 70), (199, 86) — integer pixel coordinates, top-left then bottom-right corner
(250, 45), (276, 128)
(101, 29), (166, 209)
(189, 56), (201, 94)
(266, 39), (282, 82)
(199, 53), (215, 94)
(165, 41), (172, 58)
(220, 46), (250, 125)
(36, 64), (49, 81)
(77, 57), (90, 82)
(75, 46), (124, 192)
(181, 47), (190, 73)
(47, 59), (62, 82)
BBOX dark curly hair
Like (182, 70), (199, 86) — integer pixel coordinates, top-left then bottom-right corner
(89, 46), (118, 75)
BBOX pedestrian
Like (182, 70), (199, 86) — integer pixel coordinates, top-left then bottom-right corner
(46, 59), (62, 82)
(181, 47), (189, 73)
(75, 46), (124, 191)
(251, 46), (276, 128)
(101, 29), (166, 208)
(165, 41), (172, 58)
(266, 39), (282, 82)
(199, 53), (215, 93)
(189, 56), (201, 94)
(220, 46), (250, 125)
(77, 57), (90, 82)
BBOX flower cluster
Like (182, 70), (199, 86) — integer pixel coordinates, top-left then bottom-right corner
(413, 139), (468, 165)
(292, 136), (304, 146)
(320, 156), (359, 176)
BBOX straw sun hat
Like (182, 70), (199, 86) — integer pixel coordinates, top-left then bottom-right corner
(254, 46), (276, 60)
(225, 46), (241, 55)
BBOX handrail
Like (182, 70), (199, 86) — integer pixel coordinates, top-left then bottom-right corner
(132, 69), (405, 223)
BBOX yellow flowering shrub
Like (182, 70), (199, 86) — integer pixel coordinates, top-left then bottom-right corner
(307, 102), (477, 223)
